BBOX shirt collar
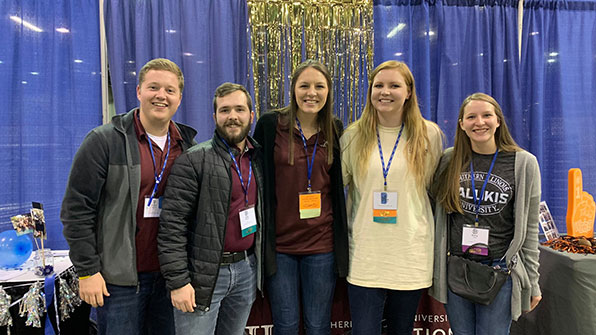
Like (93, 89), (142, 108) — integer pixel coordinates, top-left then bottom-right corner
(133, 109), (182, 143)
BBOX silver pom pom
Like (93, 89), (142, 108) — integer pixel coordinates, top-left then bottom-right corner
(58, 276), (81, 321)
(18, 282), (45, 328)
(0, 287), (13, 334)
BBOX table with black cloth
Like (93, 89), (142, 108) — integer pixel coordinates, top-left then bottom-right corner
(511, 244), (596, 335)
(0, 251), (92, 335)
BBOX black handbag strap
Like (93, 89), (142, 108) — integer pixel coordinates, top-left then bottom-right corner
(447, 214), (452, 255)
(464, 242), (492, 259)
(447, 215), (510, 274)
(463, 261), (501, 294)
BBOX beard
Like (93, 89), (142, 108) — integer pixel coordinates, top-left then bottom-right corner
(216, 120), (251, 146)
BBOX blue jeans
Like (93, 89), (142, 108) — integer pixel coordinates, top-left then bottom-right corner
(97, 272), (174, 335)
(347, 283), (422, 335)
(266, 252), (336, 335)
(174, 253), (257, 335)
(445, 259), (513, 335)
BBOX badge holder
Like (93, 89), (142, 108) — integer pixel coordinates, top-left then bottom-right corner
(462, 224), (490, 256)
(299, 191), (321, 219)
(240, 205), (257, 237)
(144, 196), (162, 218)
(373, 190), (398, 224)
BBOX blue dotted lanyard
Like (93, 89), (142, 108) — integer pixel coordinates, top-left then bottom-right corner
(219, 136), (252, 207)
(146, 132), (171, 206)
(470, 151), (499, 226)
(296, 118), (319, 192)
(376, 124), (404, 191)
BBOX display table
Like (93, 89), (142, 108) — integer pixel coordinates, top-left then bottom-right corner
(511, 245), (596, 334)
(0, 250), (91, 335)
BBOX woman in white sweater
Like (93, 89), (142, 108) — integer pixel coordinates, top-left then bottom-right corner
(340, 60), (443, 335)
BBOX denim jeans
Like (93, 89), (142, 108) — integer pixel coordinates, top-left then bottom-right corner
(97, 272), (174, 335)
(174, 253), (257, 335)
(347, 283), (422, 335)
(266, 252), (336, 335)
(445, 259), (513, 335)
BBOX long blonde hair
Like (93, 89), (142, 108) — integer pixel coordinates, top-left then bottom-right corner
(346, 60), (435, 191)
(275, 59), (335, 165)
(437, 93), (522, 213)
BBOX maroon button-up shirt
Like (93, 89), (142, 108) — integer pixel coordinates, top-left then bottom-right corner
(224, 140), (257, 252)
(133, 111), (183, 272)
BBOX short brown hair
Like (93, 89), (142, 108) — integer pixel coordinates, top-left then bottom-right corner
(138, 58), (184, 93)
(213, 82), (253, 113)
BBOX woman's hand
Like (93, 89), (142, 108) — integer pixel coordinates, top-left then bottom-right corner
(527, 295), (542, 312)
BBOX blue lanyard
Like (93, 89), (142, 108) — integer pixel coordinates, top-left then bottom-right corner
(296, 118), (318, 192)
(376, 124), (404, 191)
(146, 132), (171, 206)
(470, 151), (499, 225)
(219, 136), (253, 207)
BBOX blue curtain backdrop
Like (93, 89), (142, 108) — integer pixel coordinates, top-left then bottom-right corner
(105, 0), (596, 233)
(106, 0), (523, 149)
(104, 0), (250, 143)
(521, 0), (596, 232)
(4, 0), (594, 246)
(0, 0), (101, 249)
(373, 0), (524, 148)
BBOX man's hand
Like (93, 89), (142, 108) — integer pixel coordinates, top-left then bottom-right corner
(171, 283), (196, 313)
(79, 272), (110, 307)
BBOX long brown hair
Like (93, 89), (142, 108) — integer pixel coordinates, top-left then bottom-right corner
(345, 60), (438, 191)
(276, 59), (335, 165)
(437, 92), (522, 213)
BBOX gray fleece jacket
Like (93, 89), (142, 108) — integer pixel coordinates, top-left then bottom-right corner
(61, 109), (196, 285)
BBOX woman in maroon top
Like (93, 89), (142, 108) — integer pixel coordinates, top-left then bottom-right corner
(253, 60), (349, 335)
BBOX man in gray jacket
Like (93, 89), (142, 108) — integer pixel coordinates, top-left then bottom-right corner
(158, 82), (263, 335)
(61, 58), (196, 335)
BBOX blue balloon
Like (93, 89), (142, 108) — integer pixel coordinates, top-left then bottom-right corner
(0, 230), (33, 269)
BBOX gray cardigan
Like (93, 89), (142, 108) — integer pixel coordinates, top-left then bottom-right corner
(429, 148), (542, 321)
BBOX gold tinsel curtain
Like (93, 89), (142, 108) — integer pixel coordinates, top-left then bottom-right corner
(247, 0), (373, 123)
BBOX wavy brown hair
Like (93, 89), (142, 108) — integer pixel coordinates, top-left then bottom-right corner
(212, 82), (253, 113)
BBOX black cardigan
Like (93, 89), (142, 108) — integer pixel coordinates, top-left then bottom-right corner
(253, 111), (349, 278)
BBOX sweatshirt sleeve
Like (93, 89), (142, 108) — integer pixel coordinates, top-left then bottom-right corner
(60, 129), (109, 277)
(523, 154), (542, 297)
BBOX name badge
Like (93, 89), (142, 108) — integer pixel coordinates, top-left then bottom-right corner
(144, 197), (162, 218)
(373, 191), (398, 224)
(462, 225), (490, 255)
(299, 191), (321, 219)
(240, 206), (257, 237)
